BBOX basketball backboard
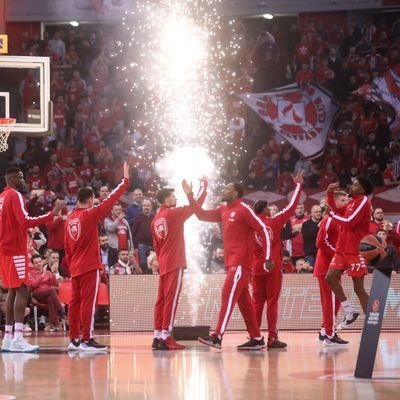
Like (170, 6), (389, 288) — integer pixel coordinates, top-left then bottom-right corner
(0, 55), (52, 137)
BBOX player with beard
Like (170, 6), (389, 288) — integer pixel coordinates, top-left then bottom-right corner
(325, 176), (374, 330)
(193, 181), (272, 350)
(0, 167), (63, 352)
(252, 170), (303, 349)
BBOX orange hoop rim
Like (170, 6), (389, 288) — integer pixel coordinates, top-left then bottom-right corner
(0, 118), (16, 126)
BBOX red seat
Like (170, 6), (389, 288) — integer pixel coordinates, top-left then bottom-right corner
(58, 279), (108, 305)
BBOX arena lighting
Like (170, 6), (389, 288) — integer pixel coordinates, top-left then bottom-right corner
(69, 21), (80, 27)
(262, 13), (274, 19)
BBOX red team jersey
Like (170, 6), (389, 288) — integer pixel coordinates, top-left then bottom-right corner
(64, 178), (129, 278)
(253, 182), (302, 275)
(194, 199), (271, 269)
(151, 183), (207, 276)
(313, 216), (339, 277)
(327, 191), (371, 254)
(0, 187), (53, 256)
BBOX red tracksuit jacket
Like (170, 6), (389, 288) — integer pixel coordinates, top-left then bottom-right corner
(193, 198), (272, 270)
(0, 186), (53, 256)
(151, 183), (207, 276)
(316, 216), (339, 258)
(64, 178), (129, 278)
(327, 191), (371, 254)
(253, 182), (302, 275)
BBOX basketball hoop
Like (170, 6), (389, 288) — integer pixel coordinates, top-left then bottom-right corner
(0, 118), (16, 152)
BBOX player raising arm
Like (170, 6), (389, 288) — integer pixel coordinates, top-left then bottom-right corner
(325, 176), (374, 330)
(64, 162), (131, 352)
(252, 169), (303, 349)
(186, 180), (272, 350)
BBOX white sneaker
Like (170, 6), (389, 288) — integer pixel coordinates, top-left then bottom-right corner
(67, 339), (81, 351)
(9, 337), (39, 353)
(337, 311), (359, 330)
(23, 324), (32, 332)
(1, 337), (12, 352)
(79, 339), (108, 352)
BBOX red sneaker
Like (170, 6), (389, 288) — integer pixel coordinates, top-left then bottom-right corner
(163, 337), (185, 350)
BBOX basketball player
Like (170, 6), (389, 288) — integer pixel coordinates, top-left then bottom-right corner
(314, 191), (349, 345)
(252, 170), (303, 349)
(325, 176), (374, 329)
(151, 180), (207, 350)
(0, 167), (63, 352)
(65, 162), (130, 352)
(193, 181), (272, 350)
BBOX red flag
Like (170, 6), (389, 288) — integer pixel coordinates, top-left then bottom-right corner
(356, 64), (400, 134)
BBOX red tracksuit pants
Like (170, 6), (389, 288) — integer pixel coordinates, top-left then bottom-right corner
(252, 268), (282, 340)
(317, 275), (340, 336)
(69, 269), (100, 341)
(154, 268), (183, 332)
(214, 266), (261, 338)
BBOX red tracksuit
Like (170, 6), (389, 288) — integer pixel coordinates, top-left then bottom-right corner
(194, 198), (271, 338)
(0, 186), (53, 288)
(151, 183), (207, 333)
(313, 216), (341, 336)
(327, 192), (371, 277)
(64, 178), (129, 341)
(252, 182), (302, 340)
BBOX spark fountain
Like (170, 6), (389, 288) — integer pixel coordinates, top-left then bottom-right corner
(117, 0), (242, 333)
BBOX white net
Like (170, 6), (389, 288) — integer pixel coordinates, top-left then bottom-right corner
(0, 128), (11, 152)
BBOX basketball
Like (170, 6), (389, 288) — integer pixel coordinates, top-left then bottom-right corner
(359, 234), (387, 262)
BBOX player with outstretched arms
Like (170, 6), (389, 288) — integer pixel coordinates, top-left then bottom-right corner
(189, 181), (273, 350)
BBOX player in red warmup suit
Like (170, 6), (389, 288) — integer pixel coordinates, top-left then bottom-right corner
(314, 191), (349, 346)
(151, 180), (207, 350)
(0, 167), (63, 353)
(325, 176), (374, 330)
(193, 181), (273, 350)
(64, 162), (130, 352)
(252, 170), (303, 349)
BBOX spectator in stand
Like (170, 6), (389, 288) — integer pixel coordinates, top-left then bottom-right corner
(301, 205), (322, 267)
(126, 188), (144, 226)
(286, 203), (309, 263)
(63, 166), (81, 203)
(319, 162), (338, 190)
(29, 254), (67, 332)
(53, 96), (68, 143)
(27, 190), (51, 217)
(293, 35), (312, 70)
(132, 198), (154, 274)
(44, 154), (65, 194)
(327, 46), (342, 75)
(76, 156), (93, 186)
(277, 166), (293, 194)
(295, 258), (313, 273)
(104, 204), (133, 251)
(90, 168), (105, 193)
(282, 250), (295, 273)
(98, 185), (110, 201)
(383, 160), (400, 186)
(46, 196), (68, 261)
(367, 162), (384, 186)
(369, 207), (385, 234)
(295, 63), (314, 86)
(99, 235), (118, 274)
(147, 251), (159, 274)
(109, 249), (141, 275)
(26, 165), (45, 191)
(43, 250), (60, 273)
(48, 31), (66, 62)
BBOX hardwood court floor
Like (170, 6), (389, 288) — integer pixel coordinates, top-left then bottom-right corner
(0, 331), (398, 400)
